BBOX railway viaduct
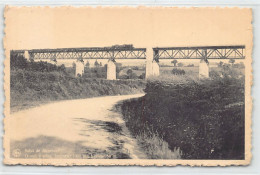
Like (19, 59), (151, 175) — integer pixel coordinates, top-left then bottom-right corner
(150, 45), (245, 79)
(11, 45), (245, 80)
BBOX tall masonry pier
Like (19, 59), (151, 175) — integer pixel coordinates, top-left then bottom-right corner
(145, 48), (159, 79)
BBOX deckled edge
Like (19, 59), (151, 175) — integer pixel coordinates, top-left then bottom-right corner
(2, 6), (253, 166)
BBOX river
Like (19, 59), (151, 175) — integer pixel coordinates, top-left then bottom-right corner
(9, 94), (146, 159)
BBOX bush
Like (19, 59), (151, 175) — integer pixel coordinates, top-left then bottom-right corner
(10, 53), (66, 73)
(210, 66), (244, 80)
(186, 64), (194, 67)
(118, 68), (140, 79)
(10, 53), (28, 70)
(132, 66), (139, 70)
(233, 62), (245, 69)
(172, 68), (185, 75)
(177, 63), (184, 67)
(83, 67), (106, 78)
(139, 73), (145, 79)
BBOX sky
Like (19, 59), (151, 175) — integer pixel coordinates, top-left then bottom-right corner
(5, 7), (252, 62)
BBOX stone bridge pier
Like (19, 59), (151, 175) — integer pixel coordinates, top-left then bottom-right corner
(199, 59), (209, 79)
(146, 61), (160, 79)
(145, 48), (160, 79)
(24, 50), (30, 61)
(107, 59), (116, 80)
(75, 59), (84, 77)
(74, 58), (117, 79)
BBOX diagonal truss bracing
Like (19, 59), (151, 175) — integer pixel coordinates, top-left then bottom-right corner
(153, 45), (245, 61)
(11, 47), (147, 60)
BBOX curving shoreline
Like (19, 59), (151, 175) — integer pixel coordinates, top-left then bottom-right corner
(9, 94), (145, 159)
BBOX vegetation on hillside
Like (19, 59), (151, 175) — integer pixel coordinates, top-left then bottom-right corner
(10, 54), (145, 112)
(119, 68), (245, 159)
(172, 68), (185, 75)
(11, 53), (245, 160)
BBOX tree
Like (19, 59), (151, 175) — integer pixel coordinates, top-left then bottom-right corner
(229, 59), (235, 66)
(126, 68), (138, 79)
(59, 64), (66, 72)
(94, 60), (100, 67)
(10, 53), (28, 70)
(85, 61), (90, 68)
(171, 60), (178, 67)
(139, 73), (145, 79)
(218, 61), (224, 67)
(177, 62), (184, 67)
(126, 69), (133, 75)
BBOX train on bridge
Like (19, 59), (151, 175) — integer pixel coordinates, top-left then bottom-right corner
(11, 45), (245, 80)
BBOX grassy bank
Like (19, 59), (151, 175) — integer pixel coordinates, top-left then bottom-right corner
(10, 54), (146, 112)
(11, 69), (145, 112)
(119, 75), (245, 159)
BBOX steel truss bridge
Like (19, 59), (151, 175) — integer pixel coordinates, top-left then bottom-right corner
(153, 45), (245, 62)
(11, 46), (146, 60)
(11, 45), (246, 61)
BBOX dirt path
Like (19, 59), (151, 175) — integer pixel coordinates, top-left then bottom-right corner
(9, 94), (146, 159)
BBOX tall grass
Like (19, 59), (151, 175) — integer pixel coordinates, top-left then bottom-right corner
(136, 131), (182, 159)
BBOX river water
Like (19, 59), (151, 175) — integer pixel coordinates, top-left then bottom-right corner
(9, 94), (146, 159)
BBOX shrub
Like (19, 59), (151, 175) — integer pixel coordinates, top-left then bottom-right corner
(132, 66), (139, 70)
(210, 66), (244, 80)
(83, 67), (106, 78)
(172, 68), (185, 75)
(10, 53), (66, 73)
(118, 74), (128, 79)
(10, 53), (28, 70)
(177, 62), (184, 67)
(126, 69), (133, 75)
(139, 73), (145, 79)
(186, 64), (194, 67)
(233, 62), (245, 69)
(118, 68), (140, 79)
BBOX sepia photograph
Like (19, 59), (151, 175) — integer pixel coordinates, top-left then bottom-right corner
(3, 6), (252, 166)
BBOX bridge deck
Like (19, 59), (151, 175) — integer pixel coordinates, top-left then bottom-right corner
(11, 45), (246, 60)
(11, 46), (147, 60)
(153, 45), (245, 60)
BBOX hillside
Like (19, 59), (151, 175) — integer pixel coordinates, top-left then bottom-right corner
(10, 54), (145, 112)
(119, 75), (245, 159)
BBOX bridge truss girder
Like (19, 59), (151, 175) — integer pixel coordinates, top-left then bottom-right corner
(11, 47), (146, 60)
(153, 45), (245, 61)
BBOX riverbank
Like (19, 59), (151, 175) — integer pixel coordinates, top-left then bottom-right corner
(118, 76), (245, 159)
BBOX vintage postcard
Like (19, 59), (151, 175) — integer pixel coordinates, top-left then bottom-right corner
(3, 6), (252, 166)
